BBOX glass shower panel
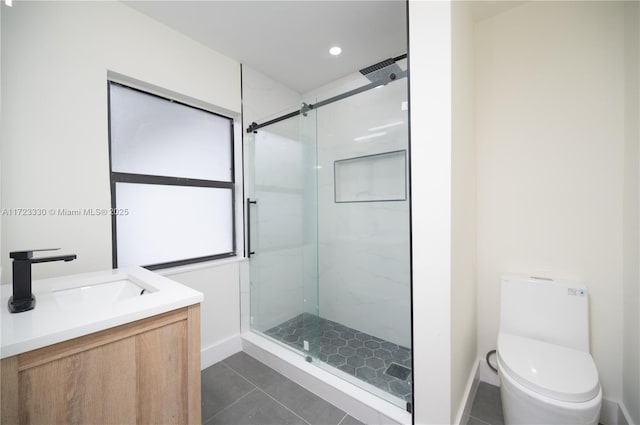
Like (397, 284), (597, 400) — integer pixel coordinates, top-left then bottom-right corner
(247, 73), (411, 410)
(299, 101), (321, 359)
(314, 76), (412, 407)
(248, 108), (320, 358)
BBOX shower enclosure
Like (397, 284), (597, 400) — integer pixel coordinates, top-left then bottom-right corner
(246, 58), (411, 410)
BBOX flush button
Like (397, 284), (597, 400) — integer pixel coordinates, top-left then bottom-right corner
(568, 288), (586, 296)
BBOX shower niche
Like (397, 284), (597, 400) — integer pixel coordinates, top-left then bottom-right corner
(334, 150), (407, 203)
(245, 57), (411, 410)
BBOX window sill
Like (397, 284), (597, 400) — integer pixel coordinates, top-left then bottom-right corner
(153, 256), (248, 277)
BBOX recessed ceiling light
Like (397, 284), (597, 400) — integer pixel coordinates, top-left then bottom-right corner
(329, 46), (342, 56)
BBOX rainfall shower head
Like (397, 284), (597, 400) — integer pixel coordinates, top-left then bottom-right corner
(359, 58), (403, 85)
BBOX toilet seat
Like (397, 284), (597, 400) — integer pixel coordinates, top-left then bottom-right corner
(497, 333), (600, 403)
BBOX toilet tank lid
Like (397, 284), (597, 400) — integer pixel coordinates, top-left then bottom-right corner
(497, 333), (600, 403)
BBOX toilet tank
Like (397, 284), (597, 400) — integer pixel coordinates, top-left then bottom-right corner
(499, 275), (590, 352)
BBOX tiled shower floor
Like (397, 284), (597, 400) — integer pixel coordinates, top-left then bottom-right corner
(265, 313), (413, 404)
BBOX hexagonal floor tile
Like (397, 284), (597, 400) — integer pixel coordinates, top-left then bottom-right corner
(327, 354), (346, 367)
(365, 356), (385, 370)
(355, 366), (377, 381)
(347, 339), (364, 348)
(332, 338), (347, 347)
(264, 314), (414, 404)
(364, 340), (381, 349)
(324, 330), (338, 339)
(338, 346), (355, 357)
(355, 347), (373, 358)
(389, 380), (412, 397)
(355, 332), (371, 341)
(346, 355), (365, 368)
(373, 348), (392, 361)
(320, 344), (337, 355)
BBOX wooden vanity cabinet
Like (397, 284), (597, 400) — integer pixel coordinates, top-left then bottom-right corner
(1, 304), (201, 425)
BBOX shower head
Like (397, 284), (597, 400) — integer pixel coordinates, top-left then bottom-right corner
(359, 58), (403, 85)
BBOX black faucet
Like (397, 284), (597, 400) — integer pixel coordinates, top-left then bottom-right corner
(9, 249), (77, 313)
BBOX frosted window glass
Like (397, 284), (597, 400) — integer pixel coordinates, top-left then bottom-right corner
(334, 150), (406, 203)
(110, 83), (232, 182)
(115, 183), (233, 267)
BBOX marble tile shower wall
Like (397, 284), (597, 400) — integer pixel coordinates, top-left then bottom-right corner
(315, 79), (411, 348)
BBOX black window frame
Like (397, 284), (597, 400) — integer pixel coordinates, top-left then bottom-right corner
(107, 80), (237, 270)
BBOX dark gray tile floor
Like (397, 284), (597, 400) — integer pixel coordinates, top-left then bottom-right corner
(467, 382), (504, 425)
(265, 313), (413, 403)
(202, 352), (503, 425)
(202, 351), (365, 425)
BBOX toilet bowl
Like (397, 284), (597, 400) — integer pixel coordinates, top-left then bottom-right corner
(497, 276), (602, 425)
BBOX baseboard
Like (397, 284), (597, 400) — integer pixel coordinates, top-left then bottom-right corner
(200, 334), (242, 370)
(454, 359), (480, 425)
(600, 398), (619, 425)
(617, 401), (632, 425)
(479, 359), (501, 387)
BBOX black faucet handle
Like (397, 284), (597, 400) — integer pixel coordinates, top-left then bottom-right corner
(10, 248), (60, 260)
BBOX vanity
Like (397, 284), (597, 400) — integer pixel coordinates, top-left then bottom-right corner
(0, 267), (203, 424)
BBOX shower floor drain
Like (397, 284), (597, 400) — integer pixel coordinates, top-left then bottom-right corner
(385, 363), (411, 380)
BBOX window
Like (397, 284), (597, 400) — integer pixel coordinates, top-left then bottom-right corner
(108, 81), (236, 269)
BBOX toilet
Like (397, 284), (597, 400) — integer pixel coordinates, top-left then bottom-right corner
(497, 275), (602, 425)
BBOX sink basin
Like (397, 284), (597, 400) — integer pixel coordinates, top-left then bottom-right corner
(2, 266), (203, 358)
(52, 278), (152, 304)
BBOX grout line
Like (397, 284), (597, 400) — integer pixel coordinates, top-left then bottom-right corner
(221, 358), (313, 424)
(205, 387), (258, 424)
(337, 412), (349, 425)
(222, 355), (344, 425)
(254, 387), (313, 425)
(468, 415), (493, 425)
(221, 358), (265, 391)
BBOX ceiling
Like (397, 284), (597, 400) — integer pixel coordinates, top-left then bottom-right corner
(124, 1), (525, 94)
(124, 1), (408, 94)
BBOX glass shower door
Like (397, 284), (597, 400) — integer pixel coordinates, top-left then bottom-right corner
(247, 103), (320, 359)
(247, 75), (412, 410)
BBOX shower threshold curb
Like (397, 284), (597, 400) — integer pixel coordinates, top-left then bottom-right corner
(242, 331), (411, 425)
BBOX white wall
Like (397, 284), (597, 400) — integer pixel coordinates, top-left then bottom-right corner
(451, 1), (477, 422)
(1, 1), (244, 359)
(623, 1), (640, 423)
(0, 3), (4, 418)
(409, 1), (453, 422)
(242, 65), (301, 129)
(409, 2), (480, 422)
(160, 261), (242, 358)
(475, 1), (626, 406)
(1, 1), (240, 279)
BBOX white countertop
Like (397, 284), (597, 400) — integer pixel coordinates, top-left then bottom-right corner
(1, 266), (203, 358)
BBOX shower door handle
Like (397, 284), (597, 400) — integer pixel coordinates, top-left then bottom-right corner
(246, 198), (257, 258)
